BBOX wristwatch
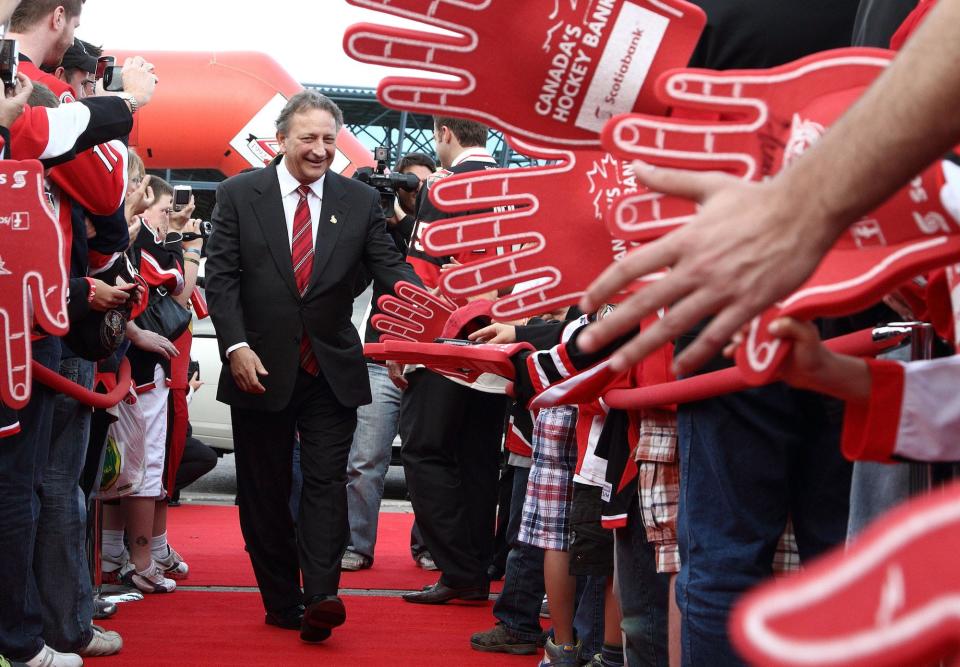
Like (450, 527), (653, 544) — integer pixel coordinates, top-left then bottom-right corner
(121, 94), (139, 115)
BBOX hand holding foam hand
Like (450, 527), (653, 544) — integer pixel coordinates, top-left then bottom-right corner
(343, 0), (705, 147)
(0, 160), (69, 409)
(371, 281), (458, 343)
(423, 138), (671, 319)
(601, 48), (893, 241)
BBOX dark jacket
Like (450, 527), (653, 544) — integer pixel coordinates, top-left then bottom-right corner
(205, 161), (419, 411)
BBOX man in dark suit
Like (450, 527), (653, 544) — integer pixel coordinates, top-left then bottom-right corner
(204, 90), (418, 644)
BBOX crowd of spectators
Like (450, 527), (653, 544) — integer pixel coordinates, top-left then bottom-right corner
(1, 1), (217, 665)
(3, 0), (958, 666)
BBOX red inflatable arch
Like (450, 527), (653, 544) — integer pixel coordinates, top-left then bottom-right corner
(111, 50), (374, 177)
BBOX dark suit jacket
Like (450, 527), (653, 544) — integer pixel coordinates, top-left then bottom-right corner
(205, 161), (419, 411)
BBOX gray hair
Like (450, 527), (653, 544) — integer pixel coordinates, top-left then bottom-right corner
(276, 90), (344, 135)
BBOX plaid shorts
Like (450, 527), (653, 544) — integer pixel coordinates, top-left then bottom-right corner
(636, 410), (681, 574)
(518, 405), (578, 552)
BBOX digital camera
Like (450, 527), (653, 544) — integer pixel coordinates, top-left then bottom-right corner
(353, 145), (420, 219)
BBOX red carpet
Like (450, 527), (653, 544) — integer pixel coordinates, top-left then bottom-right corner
(85, 591), (530, 666)
(167, 504), (503, 592)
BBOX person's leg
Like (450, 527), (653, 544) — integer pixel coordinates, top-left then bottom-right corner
(173, 436), (218, 494)
(0, 336), (60, 662)
(490, 464), (546, 643)
(545, 550), (577, 645)
(614, 498), (670, 667)
(400, 371), (486, 588)
(676, 386), (795, 667)
(34, 355), (96, 652)
(601, 579), (625, 665)
(459, 390), (509, 578)
(231, 404), (299, 613)
(669, 575), (681, 667)
(345, 363), (401, 562)
(294, 371), (358, 599)
(490, 462), (514, 579)
(790, 390), (852, 561)
(289, 434), (302, 520)
(124, 497), (156, 572)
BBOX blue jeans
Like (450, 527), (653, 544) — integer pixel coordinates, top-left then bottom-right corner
(676, 384), (850, 666)
(345, 363), (401, 559)
(34, 355), (95, 652)
(0, 336), (61, 662)
(574, 575), (607, 658)
(493, 463), (546, 642)
(615, 497), (671, 667)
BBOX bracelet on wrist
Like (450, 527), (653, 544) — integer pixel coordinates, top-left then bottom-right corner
(184, 247), (201, 255)
(184, 257), (200, 266)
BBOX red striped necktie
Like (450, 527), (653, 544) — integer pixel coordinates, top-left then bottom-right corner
(292, 185), (320, 375)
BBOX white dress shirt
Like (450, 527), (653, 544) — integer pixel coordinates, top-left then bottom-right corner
(276, 156), (325, 250)
(225, 158), (326, 357)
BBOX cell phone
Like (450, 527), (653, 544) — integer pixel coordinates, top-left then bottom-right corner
(173, 185), (192, 212)
(95, 55), (115, 81)
(102, 65), (124, 92)
(0, 39), (19, 96)
(187, 360), (200, 382)
(433, 337), (477, 346)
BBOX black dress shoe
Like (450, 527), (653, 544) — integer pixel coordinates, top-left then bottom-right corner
(402, 581), (490, 605)
(93, 597), (118, 620)
(265, 604), (305, 630)
(300, 595), (346, 643)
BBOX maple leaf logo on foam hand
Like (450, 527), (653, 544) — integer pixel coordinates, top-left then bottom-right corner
(586, 153), (637, 220)
(782, 114), (826, 168)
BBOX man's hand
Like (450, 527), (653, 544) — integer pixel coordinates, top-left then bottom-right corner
(0, 73), (33, 129)
(89, 279), (131, 312)
(167, 196), (196, 232)
(468, 323), (517, 344)
(179, 218), (204, 252)
(117, 56), (158, 108)
(127, 322), (179, 359)
(386, 360), (408, 390)
(228, 346), (268, 394)
(579, 167), (832, 375)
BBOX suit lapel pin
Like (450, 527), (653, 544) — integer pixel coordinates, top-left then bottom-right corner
(330, 214), (338, 225)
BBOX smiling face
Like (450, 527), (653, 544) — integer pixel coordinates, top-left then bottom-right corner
(277, 108), (338, 184)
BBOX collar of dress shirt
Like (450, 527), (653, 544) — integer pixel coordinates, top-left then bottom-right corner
(277, 155), (326, 199)
(450, 147), (497, 167)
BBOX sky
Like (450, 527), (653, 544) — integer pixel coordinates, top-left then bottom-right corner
(78, 1), (436, 88)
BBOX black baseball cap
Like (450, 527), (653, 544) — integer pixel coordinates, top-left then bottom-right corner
(59, 38), (99, 73)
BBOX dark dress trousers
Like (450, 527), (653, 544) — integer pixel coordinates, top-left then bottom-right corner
(204, 161), (418, 612)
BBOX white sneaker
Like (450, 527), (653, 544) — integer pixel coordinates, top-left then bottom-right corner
(130, 561), (176, 594)
(101, 547), (131, 584)
(24, 644), (83, 667)
(78, 624), (123, 657)
(154, 544), (189, 580)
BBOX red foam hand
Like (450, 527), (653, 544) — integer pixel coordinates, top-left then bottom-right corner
(735, 159), (960, 384)
(364, 340), (532, 392)
(0, 160), (69, 409)
(343, 0), (706, 148)
(601, 48), (892, 241)
(731, 481), (960, 667)
(372, 281), (456, 343)
(423, 137), (669, 319)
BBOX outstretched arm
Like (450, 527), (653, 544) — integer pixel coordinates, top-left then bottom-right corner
(580, 0), (960, 375)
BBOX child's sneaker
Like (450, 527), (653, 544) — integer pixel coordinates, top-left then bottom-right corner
(538, 638), (581, 666)
(101, 547), (132, 584)
(130, 561), (176, 593)
(154, 544), (189, 580)
(23, 644), (82, 667)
